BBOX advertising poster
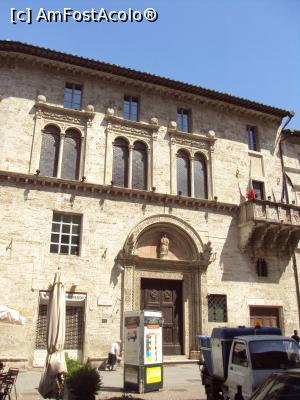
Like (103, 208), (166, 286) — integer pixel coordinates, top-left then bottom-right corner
(144, 314), (162, 365)
(146, 366), (162, 384)
(124, 315), (140, 365)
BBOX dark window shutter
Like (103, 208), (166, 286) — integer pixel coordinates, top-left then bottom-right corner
(132, 141), (147, 190)
(177, 150), (190, 196)
(194, 153), (208, 199)
(61, 130), (81, 180)
(39, 126), (60, 177)
(112, 138), (128, 187)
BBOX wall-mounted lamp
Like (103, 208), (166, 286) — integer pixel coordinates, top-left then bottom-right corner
(81, 176), (86, 182)
(152, 186), (156, 192)
(35, 169), (40, 176)
(214, 196), (218, 201)
(235, 168), (240, 178)
(111, 180), (114, 186)
(178, 191), (182, 196)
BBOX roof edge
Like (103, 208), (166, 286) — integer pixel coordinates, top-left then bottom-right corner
(0, 40), (292, 119)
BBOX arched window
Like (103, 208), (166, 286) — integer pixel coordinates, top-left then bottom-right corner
(39, 125), (60, 177)
(132, 141), (147, 190)
(194, 153), (208, 199)
(177, 150), (190, 196)
(61, 129), (81, 180)
(112, 138), (129, 187)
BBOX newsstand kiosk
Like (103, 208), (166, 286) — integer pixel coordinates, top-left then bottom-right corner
(123, 310), (163, 393)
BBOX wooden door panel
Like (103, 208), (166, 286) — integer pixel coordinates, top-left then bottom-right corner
(141, 278), (183, 355)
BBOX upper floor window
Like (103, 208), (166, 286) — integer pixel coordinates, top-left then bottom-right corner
(176, 150), (208, 198)
(112, 138), (129, 188)
(123, 95), (139, 121)
(177, 109), (190, 132)
(64, 83), (82, 110)
(253, 180), (265, 200)
(112, 138), (148, 190)
(247, 126), (259, 151)
(177, 150), (191, 196)
(194, 153), (208, 199)
(132, 141), (148, 190)
(50, 212), (81, 255)
(61, 129), (81, 180)
(39, 125), (60, 177)
(39, 125), (82, 181)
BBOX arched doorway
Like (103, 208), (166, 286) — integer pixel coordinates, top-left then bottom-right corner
(120, 215), (207, 358)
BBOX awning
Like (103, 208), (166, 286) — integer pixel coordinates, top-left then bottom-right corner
(286, 171), (300, 190)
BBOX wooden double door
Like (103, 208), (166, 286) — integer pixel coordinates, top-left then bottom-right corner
(141, 278), (183, 355)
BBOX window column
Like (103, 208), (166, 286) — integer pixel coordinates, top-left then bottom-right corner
(128, 144), (133, 189)
(147, 147), (151, 190)
(57, 132), (65, 178)
(190, 155), (195, 198)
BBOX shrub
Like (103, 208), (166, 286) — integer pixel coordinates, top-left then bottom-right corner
(66, 364), (102, 400)
(66, 356), (82, 375)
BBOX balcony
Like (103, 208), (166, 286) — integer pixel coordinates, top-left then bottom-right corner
(239, 199), (300, 255)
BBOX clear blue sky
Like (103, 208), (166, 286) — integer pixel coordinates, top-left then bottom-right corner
(1, 0), (299, 128)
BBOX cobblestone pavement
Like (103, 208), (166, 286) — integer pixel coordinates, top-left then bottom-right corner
(13, 363), (206, 400)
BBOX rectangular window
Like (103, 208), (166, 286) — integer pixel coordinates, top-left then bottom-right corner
(232, 342), (248, 367)
(50, 213), (81, 255)
(177, 109), (190, 132)
(123, 95), (139, 121)
(247, 126), (259, 151)
(64, 83), (82, 110)
(208, 294), (227, 322)
(253, 180), (265, 200)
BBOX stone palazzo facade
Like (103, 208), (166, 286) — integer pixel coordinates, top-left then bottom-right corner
(0, 41), (300, 368)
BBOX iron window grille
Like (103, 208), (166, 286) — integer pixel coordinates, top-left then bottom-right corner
(177, 109), (190, 132)
(50, 213), (81, 255)
(123, 95), (139, 121)
(208, 294), (227, 322)
(35, 304), (84, 350)
(64, 83), (82, 110)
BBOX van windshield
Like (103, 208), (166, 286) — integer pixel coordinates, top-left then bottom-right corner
(250, 340), (300, 370)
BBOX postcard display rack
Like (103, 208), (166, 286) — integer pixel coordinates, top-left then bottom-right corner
(123, 310), (163, 393)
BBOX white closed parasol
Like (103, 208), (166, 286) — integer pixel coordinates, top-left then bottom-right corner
(0, 305), (26, 325)
(38, 268), (67, 398)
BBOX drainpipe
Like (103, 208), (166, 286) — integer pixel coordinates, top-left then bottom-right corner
(278, 112), (300, 327)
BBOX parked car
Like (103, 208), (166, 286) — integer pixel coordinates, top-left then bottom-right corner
(250, 370), (300, 400)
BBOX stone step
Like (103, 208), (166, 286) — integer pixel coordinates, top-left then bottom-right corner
(163, 356), (198, 365)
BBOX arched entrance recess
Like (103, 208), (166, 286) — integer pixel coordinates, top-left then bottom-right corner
(120, 214), (209, 358)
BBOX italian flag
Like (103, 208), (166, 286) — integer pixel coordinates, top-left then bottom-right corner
(246, 162), (256, 200)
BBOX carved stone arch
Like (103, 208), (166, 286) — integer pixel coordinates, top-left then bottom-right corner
(65, 126), (84, 139)
(113, 135), (130, 145)
(133, 139), (149, 150)
(193, 150), (209, 162)
(123, 214), (204, 260)
(42, 122), (61, 133)
(176, 147), (191, 158)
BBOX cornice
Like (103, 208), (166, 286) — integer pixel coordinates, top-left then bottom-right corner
(1, 48), (287, 123)
(0, 170), (238, 213)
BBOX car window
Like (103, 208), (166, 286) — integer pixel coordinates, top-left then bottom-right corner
(251, 375), (300, 400)
(232, 342), (248, 367)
